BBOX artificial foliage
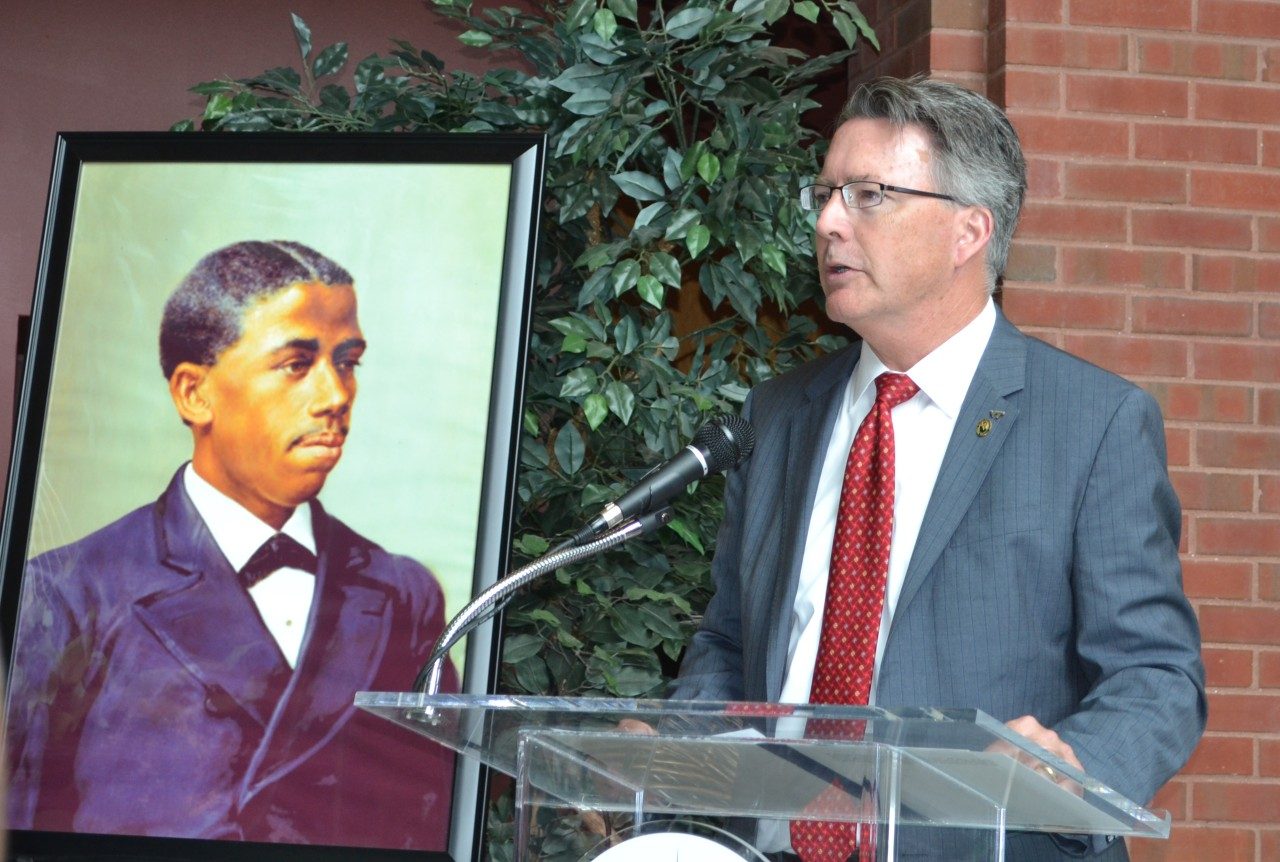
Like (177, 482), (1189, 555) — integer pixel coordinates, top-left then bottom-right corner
(180, 5), (872, 846)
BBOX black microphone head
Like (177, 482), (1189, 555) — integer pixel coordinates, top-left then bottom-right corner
(693, 415), (756, 474)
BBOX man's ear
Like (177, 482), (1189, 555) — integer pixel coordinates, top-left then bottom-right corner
(954, 204), (995, 270)
(169, 362), (213, 427)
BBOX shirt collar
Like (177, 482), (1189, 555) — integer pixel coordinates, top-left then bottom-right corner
(850, 298), (997, 419)
(182, 463), (317, 572)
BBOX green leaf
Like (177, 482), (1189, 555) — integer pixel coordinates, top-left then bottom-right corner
(592, 8), (618, 42)
(514, 532), (550, 556)
(607, 0), (638, 21)
(557, 629), (585, 649)
(189, 80), (230, 96)
(550, 63), (616, 94)
(793, 0), (820, 22)
(696, 150), (721, 185)
(649, 252), (682, 288)
(578, 32), (625, 64)
(839, 0), (881, 50)
(503, 633), (545, 663)
(583, 393), (609, 430)
(563, 87), (613, 115)
(561, 332), (587, 353)
(611, 171), (665, 201)
(248, 67), (302, 95)
(524, 609), (562, 628)
(686, 224), (711, 258)
(458, 29), (493, 47)
(311, 42), (348, 78)
(605, 380), (636, 423)
(290, 13), (312, 60)
(203, 93), (233, 122)
(614, 316), (641, 355)
(554, 423), (586, 475)
(667, 517), (705, 553)
(549, 316), (595, 339)
(512, 655), (551, 692)
(318, 84), (350, 111)
(564, 0), (595, 31)
(559, 367), (596, 398)
(354, 55), (386, 93)
(609, 665), (661, 696)
(679, 142), (704, 183)
(637, 604), (684, 640)
(637, 275), (665, 308)
(662, 148), (683, 190)
(665, 7), (716, 39)
(665, 209), (701, 240)
(611, 258), (641, 295)
(763, 0), (789, 22)
(761, 243), (788, 275)
(610, 610), (659, 648)
(831, 11), (858, 49)
(575, 242), (621, 270)
(634, 202), (669, 229)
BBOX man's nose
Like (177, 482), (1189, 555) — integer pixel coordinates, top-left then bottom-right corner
(309, 361), (353, 415)
(814, 193), (852, 241)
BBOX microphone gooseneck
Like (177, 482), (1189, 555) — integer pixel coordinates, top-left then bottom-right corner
(414, 507), (675, 700)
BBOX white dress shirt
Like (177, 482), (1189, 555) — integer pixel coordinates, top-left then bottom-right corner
(183, 464), (318, 668)
(756, 301), (997, 854)
(779, 299), (997, 707)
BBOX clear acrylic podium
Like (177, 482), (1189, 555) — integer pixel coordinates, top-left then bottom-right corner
(356, 693), (1169, 861)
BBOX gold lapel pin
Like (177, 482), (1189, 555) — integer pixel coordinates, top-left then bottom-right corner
(976, 418), (992, 437)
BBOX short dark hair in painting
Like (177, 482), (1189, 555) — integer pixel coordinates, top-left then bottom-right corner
(158, 240), (353, 378)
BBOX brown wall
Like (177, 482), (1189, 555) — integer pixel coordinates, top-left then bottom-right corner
(853, 0), (1280, 858)
(0, 0), (495, 495)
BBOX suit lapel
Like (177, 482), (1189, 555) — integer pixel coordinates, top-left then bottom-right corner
(240, 507), (393, 799)
(764, 347), (858, 699)
(893, 313), (1027, 622)
(134, 473), (291, 728)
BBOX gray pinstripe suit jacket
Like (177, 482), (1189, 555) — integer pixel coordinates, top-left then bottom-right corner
(672, 311), (1206, 859)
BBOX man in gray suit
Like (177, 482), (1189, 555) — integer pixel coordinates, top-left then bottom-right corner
(672, 77), (1206, 859)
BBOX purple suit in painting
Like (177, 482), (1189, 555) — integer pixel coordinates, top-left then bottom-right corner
(6, 469), (457, 850)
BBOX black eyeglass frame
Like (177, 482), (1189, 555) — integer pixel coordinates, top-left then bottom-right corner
(799, 180), (958, 211)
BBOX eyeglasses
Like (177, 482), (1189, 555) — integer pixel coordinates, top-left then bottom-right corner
(799, 180), (957, 211)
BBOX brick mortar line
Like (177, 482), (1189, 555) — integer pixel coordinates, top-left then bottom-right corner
(1075, 112), (1272, 130)
(1007, 104), (1272, 128)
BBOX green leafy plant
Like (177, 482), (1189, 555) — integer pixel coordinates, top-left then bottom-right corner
(179, 0), (871, 741)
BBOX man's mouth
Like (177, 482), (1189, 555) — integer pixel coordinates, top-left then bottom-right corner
(824, 262), (862, 278)
(290, 429), (348, 450)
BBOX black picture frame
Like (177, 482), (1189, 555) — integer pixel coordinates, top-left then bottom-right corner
(0, 132), (546, 861)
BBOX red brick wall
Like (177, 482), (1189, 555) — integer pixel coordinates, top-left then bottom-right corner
(852, 1), (1280, 858)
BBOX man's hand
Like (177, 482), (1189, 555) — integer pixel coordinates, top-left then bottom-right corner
(1005, 715), (1084, 772)
(616, 718), (658, 736)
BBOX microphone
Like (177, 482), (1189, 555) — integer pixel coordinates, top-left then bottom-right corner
(570, 415), (755, 545)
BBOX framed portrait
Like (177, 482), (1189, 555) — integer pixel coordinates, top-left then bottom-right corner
(0, 132), (546, 861)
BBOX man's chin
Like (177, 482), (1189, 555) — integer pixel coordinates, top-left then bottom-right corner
(282, 458), (339, 500)
(823, 288), (875, 331)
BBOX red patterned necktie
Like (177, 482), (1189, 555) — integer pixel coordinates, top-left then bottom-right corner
(792, 371), (919, 862)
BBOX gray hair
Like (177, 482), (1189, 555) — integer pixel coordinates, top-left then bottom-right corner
(839, 76), (1027, 291)
(159, 240), (353, 378)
